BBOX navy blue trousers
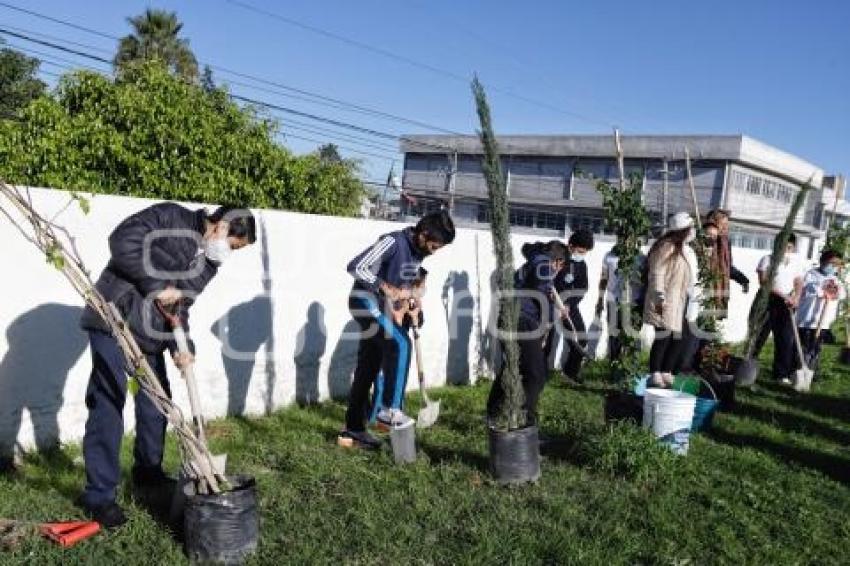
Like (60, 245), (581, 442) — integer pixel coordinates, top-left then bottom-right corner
(344, 295), (412, 432)
(81, 331), (170, 506)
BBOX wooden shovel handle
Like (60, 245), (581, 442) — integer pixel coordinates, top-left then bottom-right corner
(412, 327), (425, 384)
(814, 297), (830, 340)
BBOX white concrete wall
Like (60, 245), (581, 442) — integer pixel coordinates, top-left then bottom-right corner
(0, 187), (777, 454)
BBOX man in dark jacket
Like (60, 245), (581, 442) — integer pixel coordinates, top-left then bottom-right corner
(552, 229), (594, 382)
(487, 240), (567, 426)
(78, 202), (256, 527)
(340, 210), (455, 448)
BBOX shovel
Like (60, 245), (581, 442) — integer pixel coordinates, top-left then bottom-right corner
(553, 291), (591, 359)
(411, 327), (440, 428)
(788, 306), (814, 393)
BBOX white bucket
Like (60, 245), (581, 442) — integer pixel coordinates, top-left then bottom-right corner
(643, 388), (697, 455)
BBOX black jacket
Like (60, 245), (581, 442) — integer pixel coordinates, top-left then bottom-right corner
(555, 259), (588, 328)
(80, 202), (218, 354)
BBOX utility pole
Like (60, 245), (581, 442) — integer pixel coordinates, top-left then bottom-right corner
(684, 147), (702, 230)
(447, 151), (458, 214)
(659, 158), (670, 228)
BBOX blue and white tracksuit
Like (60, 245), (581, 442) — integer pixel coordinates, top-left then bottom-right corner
(344, 228), (423, 431)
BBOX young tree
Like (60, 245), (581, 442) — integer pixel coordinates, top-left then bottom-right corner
(0, 41), (46, 117)
(115, 9), (199, 80)
(472, 77), (523, 430)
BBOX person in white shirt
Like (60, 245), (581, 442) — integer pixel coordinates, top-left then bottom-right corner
(596, 249), (646, 361)
(796, 250), (845, 373)
(750, 233), (806, 383)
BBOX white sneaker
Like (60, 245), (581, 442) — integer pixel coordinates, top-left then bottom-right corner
(376, 408), (414, 429)
(779, 377), (792, 386)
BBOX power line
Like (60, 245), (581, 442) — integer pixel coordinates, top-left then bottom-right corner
(211, 65), (463, 135)
(0, 1), (119, 41)
(0, 23), (114, 54)
(278, 133), (396, 162)
(223, 0), (617, 129)
(5, 41), (109, 72)
(0, 27), (110, 63)
(0, 4), (463, 136)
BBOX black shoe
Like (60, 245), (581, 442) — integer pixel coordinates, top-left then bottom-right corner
(131, 466), (175, 488)
(78, 499), (127, 529)
(340, 429), (382, 450)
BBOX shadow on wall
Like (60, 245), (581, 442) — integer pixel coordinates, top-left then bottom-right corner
(327, 319), (361, 401)
(0, 304), (86, 466)
(294, 302), (327, 406)
(210, 295), (273, 417)
(480, 270), (502, 377)
(443, 271), (474, 386)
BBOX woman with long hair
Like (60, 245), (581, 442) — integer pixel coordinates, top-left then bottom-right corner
(643, 212), (699, 386)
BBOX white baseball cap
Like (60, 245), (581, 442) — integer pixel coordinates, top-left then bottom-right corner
(668, 211), (694, 232)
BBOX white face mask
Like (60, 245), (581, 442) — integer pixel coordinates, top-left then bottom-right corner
(204, 237), (232, 264)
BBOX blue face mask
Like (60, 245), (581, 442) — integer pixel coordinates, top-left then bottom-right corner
(823, 265), (837, 276)
(571, 253), (585, 263)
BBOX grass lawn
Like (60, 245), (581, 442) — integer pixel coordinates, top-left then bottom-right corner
(1, 342), (849, 564)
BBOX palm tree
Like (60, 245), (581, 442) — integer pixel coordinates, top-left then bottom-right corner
(114, 9), (198, 80)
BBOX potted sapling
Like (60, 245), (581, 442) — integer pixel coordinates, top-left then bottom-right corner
(473, 78), (540, 484)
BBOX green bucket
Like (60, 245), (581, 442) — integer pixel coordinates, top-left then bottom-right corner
(673, 375), (700, 395)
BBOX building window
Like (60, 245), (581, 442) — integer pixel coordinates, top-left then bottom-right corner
(509, 208), (535, 227)
(732, 169), (795, 204)
(477, 204), (491, 223)
(537, 212), (566, 231)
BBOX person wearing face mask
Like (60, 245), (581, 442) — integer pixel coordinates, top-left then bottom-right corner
(643, 212), (700, 387)
(795, 250), (845, 377)
(750, 233), (805, 383)
(487, 240), (567, 427)
(77, 203), (256, 527)
(341, 210), (455, 448)
(545, 229), (594, 383)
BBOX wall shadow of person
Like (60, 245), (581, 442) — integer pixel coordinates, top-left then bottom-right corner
(210, 295), (273, 417)
(443, 271), (474, 386)
(294, 302), (327, 406)
(327, 319), (361, 401)
(0, 303), (86, 470)
(480, 270), (502, 378)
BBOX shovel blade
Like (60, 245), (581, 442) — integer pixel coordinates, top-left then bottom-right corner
(416, 400), (441, 429)
(793, 368), (813, 392)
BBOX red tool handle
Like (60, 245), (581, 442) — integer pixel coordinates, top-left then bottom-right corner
(41, 521), (101, 547)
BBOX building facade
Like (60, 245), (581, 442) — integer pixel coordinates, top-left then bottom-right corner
(400, 134), (846, 257)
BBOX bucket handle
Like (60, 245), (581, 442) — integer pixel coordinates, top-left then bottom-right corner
(674, 375), (718, 401)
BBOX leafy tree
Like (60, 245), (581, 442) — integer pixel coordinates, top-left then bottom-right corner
(200, 64), (216, 93)
(0, 40), (46, 117)
(596, 173), (651, 382)
(318, 143), (342, 164)
(0, 62), (365, 216)
(115, 9), (198, 80)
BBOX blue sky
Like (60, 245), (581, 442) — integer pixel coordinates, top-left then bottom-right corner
(2, 0), (848, 183)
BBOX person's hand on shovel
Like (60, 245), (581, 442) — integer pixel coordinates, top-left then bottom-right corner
(173, 351), (194, 371)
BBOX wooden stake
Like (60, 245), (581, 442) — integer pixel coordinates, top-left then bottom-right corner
(684, 147), (702, 230)
(614, 128), (626, 192)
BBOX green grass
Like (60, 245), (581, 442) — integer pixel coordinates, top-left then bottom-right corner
(2, 342), (850, 564)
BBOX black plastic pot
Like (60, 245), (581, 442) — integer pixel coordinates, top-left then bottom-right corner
(604, 391), (644, 424)
(734, 358), (759, 387)
(840, 347), (850, 365)
(183, 475), (259, 564)
(707, 372), (736, 411)
(488, 425), (540, 485)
